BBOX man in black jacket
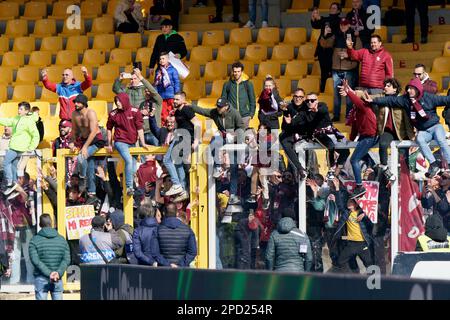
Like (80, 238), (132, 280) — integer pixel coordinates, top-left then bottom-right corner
(149, 19), (187, 74)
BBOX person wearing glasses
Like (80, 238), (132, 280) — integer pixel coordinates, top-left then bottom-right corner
(292, 93), (350, 181)
(413, 64), (438, 94)
(41, 66), (92, 121)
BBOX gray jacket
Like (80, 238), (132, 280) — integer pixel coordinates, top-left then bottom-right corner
(266, 217), (313, 272)
(79, 229), (124, 264)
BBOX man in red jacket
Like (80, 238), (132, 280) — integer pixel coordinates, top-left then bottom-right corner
(41, 67), (92, 121)
(106, 93), (150, 196)
(346, 34), (394, 95)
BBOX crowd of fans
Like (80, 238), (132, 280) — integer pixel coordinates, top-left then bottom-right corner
(0, 1), (449, 301)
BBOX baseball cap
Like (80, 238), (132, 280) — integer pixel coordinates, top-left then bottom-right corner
(216, 98), (229, 108)
(59, 119), (72, 128)
(73, 94), (88, 106)
(340, 18), (350, 25)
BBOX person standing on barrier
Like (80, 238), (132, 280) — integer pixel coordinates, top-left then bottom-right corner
(266, 208), (312, 272)
(192, 98), (245, 206)
(29, 214), (70, 300)
(339, 80), (378, 198)
(0, 102), (40, 195)
(416, 214), (450, 252)
(292, 93), (349, 181)
(106, 93), (150, 196)
(368, 78), (450, 178)
(331, 184), (374, 272)
(69, 94), (106, 197)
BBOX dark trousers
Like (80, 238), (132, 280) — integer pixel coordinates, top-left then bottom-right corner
(378, 131), (409, 166)
(315, 133), (350, 168)
(336, 241), (373, 271)
(215, 0), (240, 20)
(405, 0), (429, 40)
(280, 133), (304, 172)
(117, 22), (139, 33)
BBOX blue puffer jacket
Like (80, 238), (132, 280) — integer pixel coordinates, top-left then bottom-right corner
(132, 217), (165, 266)
(154, 64), (180, 100)
(157, 216), (197, 267)
(332, 190), (374, 246)
(373, 78), (450, 131)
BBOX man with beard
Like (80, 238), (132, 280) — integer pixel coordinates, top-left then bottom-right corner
(52, 120), (76, 182)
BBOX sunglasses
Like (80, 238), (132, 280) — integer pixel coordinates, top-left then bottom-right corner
(413, 72), (423, 76)
(306, 99), (317, 103)
(293, 95), (305, 98)
(62, 74), (70, 76)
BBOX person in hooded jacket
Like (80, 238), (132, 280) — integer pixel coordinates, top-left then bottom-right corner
(416, 214), (450, 252)
(157, 202), (197, 267)
(108, 209), (136, 264)
(368, 78), (450, 178)
(257, 76), (283, 130)
(106, 93), (150, 196)
(234, 212), (260, 269)
(265, 208), (312, 272)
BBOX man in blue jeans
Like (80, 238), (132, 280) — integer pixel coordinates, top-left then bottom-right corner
(29, 214), (70, 300)
(369, 78), (450, 178)
(69, 94), (106, 196)
(106, 93), (150, 196)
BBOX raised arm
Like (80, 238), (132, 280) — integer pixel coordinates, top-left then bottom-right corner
(191, 105), (212, 118)
(41, 69), (57, 92)
(80, 66), (92, 91)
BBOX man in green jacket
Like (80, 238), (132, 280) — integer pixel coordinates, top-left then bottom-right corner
(0, 102), (40, 194)
(113, 68), (163, 126)
(221, 62), (256, 129)
(192, 97), (245, 205)
(29, 214), (70, 300)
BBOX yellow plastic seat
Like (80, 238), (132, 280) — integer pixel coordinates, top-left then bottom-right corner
(216, 45), (240, 63)
(0, 2), (20, 19)
(94, 64), (120, 84)
(0, 38), (10, 55)
(256, 27), (280, 46)
(40, 36), (64, 52)
(12, 37), (36, 54)
(229, 28), (252, 48)
(178, 31), (198, 49)
(39, 87), (59, 103)
(244, 44), (268, 62)
(55, 50), (79, 66)
(80, 0), (103, 18)
(135, 48), (152, 68)
(105, 0), (120, 17)
(82, 49), (106, 66)
(256, 61), (281, 79)
(60, 16), (85, 36)
(40, 116), (60, 148)
(87, 100), (108, 118)
(271, 44), (294, 62)
(30, 101), (50, 117)
(203, 61), (228, 81)
(283, 27), (307, 46)
(432, 57), (450, 73)
(66, 35), (89, 53)
(298, 78), (320, 94)
(290, 0), (313, 11)
(202, 30), (225, 48)
(95, 83), (115, 102)
(318, 94), (334, 109)
(11, 85), (36, 102)
(44, 66), (65, 83)
(71, 65), (92, 82)
(31, 19), (57, 37)
(319, 0), (335, 9)
(22, 1), (47, 20)
(208, 79), (227, 98)
(49, 1), (74, 19)
(183, 61), (201, 81)
(89, 16), (114, 35)
(119, 33), (142, 50)
(15, 66), (40, 84)
(375, 26), (388, 42)
(282, 60), (308, 80)
(309, 60), (321, 77)
(182, 80), (205, 100)
(109, 49), (132, 66)
(0, 87), (7, 103)
(5, 19), (28, 38)
(444, 41), (450, 57)
(189, 46), (213, 63)
(146, 31), (162, 48)
(324, 77), (334, 95)
(298, 42), (316, 63)
(0, 67), (14, 85)
(2, 52), (25, 68)
(92, 34), (116, 51)
(0, 102), (22, 118)
(274, 78), (292, 98)
(197, 98), (217, 109)
(310, 29), (321, 43)
(240, 60), (255, 77)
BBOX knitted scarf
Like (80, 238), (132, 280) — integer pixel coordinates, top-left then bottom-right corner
(154, 64), (171, 88)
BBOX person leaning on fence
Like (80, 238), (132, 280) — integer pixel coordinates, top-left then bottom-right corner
(0, 102), (40, 196)
(29, 214), (70, 300)
(416, 214), (450, 252)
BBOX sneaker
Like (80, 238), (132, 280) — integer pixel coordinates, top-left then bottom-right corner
(165, 184), (184, 196)
(426, 163), (441, 178)
(351, 185), (366, 199)
(246, 194), (257, 203)
(4, 183), (18, 195)
(326, 170), (336, 181)
(401, 38), (413, 44)
(7, 191), (19, 200)
(213, 167), (224, 179)
(261, 21), (269, 28)
(210, 16), (223, 23)
(243, 20), (255, 29)
(262, 198), (270, 210)
(126, 187), (134, 196)
(382, 167), (396, 182)
(228, 195), (241, 205)
(173, 190), (189, 202)
(420, 36), (428, 44)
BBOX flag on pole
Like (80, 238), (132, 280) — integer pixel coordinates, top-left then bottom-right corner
(399, 159), (425, 251)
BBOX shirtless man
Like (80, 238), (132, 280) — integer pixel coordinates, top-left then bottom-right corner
(69, 94), (105, 195)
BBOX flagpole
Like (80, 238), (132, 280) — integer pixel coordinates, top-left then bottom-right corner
(390, 141), (399, 270)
